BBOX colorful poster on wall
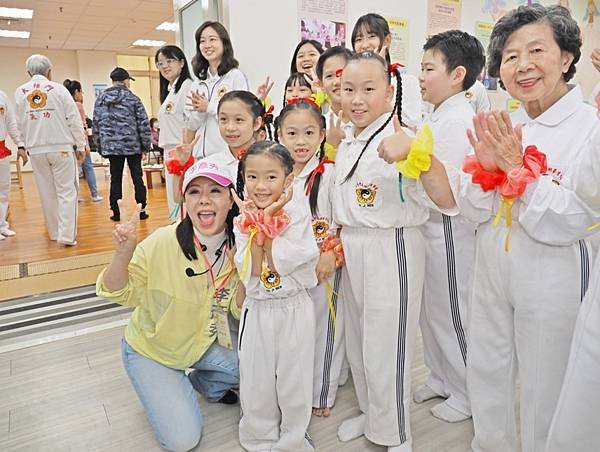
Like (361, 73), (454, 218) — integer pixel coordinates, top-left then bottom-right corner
(93, 83), (108, 100)
(298, 0), (347, 49)
(386, 17), (410, 66)
(427, 0), (462, 35)
(474, 21), (498, 90)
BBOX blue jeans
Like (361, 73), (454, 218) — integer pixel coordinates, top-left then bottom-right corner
(121, 339), (239, 452)
(81, 153), (98, 197)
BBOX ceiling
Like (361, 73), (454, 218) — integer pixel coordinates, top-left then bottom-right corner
(0, 0), (177, 55)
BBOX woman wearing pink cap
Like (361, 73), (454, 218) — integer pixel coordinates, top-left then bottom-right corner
(96, 154), (242, 451)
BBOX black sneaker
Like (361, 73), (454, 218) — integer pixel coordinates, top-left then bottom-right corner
(140, 210), (149, 220)
(110, 214), (120, 222)
(218, 390), (238, 405)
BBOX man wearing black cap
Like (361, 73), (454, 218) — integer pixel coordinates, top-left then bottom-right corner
(93, 67), (151, 221)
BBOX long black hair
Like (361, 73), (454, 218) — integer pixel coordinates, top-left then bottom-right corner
(343, 52), (404, 182)
(283, 72), (312, 107)
(274, 100), (327, 216)
(237, 141), (294, 202)
(351, 13), (392, 64)
(155, 45), (193, 103)
(290, 39), (324, 74)
(63, 79), (82, 97)
(192, 21), (239, 80)
(175, 184), (238, 258)
(218, 90), (274, 199)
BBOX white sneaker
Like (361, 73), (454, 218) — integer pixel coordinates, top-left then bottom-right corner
(92, 195), (104, 202)
(0, 228), (16, 237)
(57, 240), (77, 246)
(0, 234), (5, 240)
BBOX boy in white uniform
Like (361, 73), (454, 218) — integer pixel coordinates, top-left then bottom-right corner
(0, 89), (25, 239)
(15, 54), (85, 246)
(413, 30), (485, 423)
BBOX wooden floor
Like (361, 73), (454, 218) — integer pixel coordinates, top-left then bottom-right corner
(1, 168), (171, 266)
(0, 325), (474, 452)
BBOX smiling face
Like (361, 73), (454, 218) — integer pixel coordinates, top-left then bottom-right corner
(243, 153), (293, 209)
(419, 48), (464, 108)
(321, 54), (347, 110)
(499, 20), (573, 116)
(218, 99), (261, 155)
(278, 109), (325, 173)
(341, 59), (393, 134)
(199, 26), (224, 66)
(156, 52), (184, 83)
(184, 177), (233, 236)
(352, 26), (391, 54)
(295, 43), (321, 74)
(285, 80), (313, 104)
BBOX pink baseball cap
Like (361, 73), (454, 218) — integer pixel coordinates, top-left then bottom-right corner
(182, 154), (235, 193)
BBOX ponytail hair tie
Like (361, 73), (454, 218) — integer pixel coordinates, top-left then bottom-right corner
(287, 96), (320, 111)
(388, 63), (404, 74)
(236, 149), (247, 161)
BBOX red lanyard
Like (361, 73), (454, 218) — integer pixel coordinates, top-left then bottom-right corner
(193, 235), (236, 299)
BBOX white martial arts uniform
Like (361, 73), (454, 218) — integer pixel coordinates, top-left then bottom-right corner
(15, 75), (86, 244)
(293, 155), (345, 409)
(0, 90), (24, 234)
(158, 78), (193, 216)
(419, 92), (477, 416)
(544, 127), (600, 452)
(185, 68), (249, 159)
(447, 85), (600, 452)
(234, 196), (319, 451)
(422, 80), (491, 118)
(333, 113), (453, 449)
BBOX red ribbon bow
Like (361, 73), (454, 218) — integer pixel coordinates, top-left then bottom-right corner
(388, 63), (405, 74)
(263, 104), (274, 117)
(287, 96), (320, 110)
(305, 158), (334, 196)
(236, 149), (247, 161)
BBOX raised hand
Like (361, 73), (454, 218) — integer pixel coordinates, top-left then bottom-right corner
(466, 112), (500, 171)
(486, 110), (523, 173)
(113, 200), (142, 256)
(186, 89), (209, 112)
(326, 110), (346, 148)
(592, 48), (600, 73)
(378, 42), (390, 60)
(171, 131), (201, 164)
(230, 189), (258, 215)
(304, 71), (321, 93)
(377, 116), (413, 164)
(264, 186), (293, 220)
(255, 76), (274, 101)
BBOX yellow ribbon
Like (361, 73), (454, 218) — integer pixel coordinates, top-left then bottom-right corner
(492, 196), (514, 252)
(262, 97), (272, 110)
(588, 222), (600, 231)
(310, 90), (329, 109)
(325, 280), (338, 337)
(323, 143), (337, 161)
(239, 227), (257, 281)
(395, 124), (433, 179)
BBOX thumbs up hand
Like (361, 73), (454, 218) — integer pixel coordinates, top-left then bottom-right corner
(377, 116), (413, 164)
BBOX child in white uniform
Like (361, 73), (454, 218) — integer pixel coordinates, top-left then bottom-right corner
(233, 141), (319, 451)
(276, 98), (346, 416)
(184, 21), (249, 158)
(333, 52), (454, 452)
(412, 30), (485, 423)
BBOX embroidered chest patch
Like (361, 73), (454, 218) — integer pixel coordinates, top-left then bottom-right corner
(355, 182), (378, 207)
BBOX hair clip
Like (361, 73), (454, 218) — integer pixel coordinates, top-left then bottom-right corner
(287, 96), (321, 111)
(388, 63), (405, 74)
(335, 68), (343, 78)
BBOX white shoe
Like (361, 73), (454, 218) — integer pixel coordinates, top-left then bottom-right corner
(0, 228), (16, 237)
(92, 195), (104, 202)
(430, 400), (471, 423)
(0, 234), (5, 240)
(413, 384), (443, 404)
(337, 414), (366, 442)
(58, 240), (77, 246)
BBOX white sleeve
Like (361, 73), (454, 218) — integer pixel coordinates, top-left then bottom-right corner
(570, 130), (600, 212)
(61, 87), (86, 151)
(14, 88), (26, 139)
(233, 222), (252, 286)
(399, 73), (422, 130)
(445, 162), (495, 224)
(518, 175), (600, 246)
(185, 110), (206, 131)
(271, 203), (320, 276)
(3, 94), (24, 147)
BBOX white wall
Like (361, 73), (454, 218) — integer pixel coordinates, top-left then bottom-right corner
(76, 50), (118, 116)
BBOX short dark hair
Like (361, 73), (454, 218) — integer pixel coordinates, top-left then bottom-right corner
(63, 79), (82, 97)
(488, 4), (581, 88)
(282, 72), (312, 107)
(155, 45), (193, 103)
(192, 21), (239, 80)
(290, 40), (324, 74)
(351, 13), (391, 63)
(316, 46), (353, 81)
(423, 30), (486, 91)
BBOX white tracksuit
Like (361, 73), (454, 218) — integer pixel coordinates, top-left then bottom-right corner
(158, 78), (193, 216)
(447, 85), (600, 452)
(332, 113), (453, 448)
(185, 68), (249, 159)
(545, 127), (600, 452)
(234, 196), (319, 451)
(15, 75), (86, 244)
(293, 155), (345, 409)
(419, 92), (477, 416)
(0, 90), (24, 232)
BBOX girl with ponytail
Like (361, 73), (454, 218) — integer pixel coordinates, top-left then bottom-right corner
(332, 51), (451, 451)
(275, 98), (346, 417)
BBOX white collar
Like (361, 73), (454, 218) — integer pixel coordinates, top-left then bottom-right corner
(429, 91), (470, 122)
(512, 84), (583, 127)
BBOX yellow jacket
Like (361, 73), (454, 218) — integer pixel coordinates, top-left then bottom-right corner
(96, 224), (240, 369)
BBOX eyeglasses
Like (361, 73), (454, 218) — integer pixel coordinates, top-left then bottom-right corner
(155, 58), (178, 68)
